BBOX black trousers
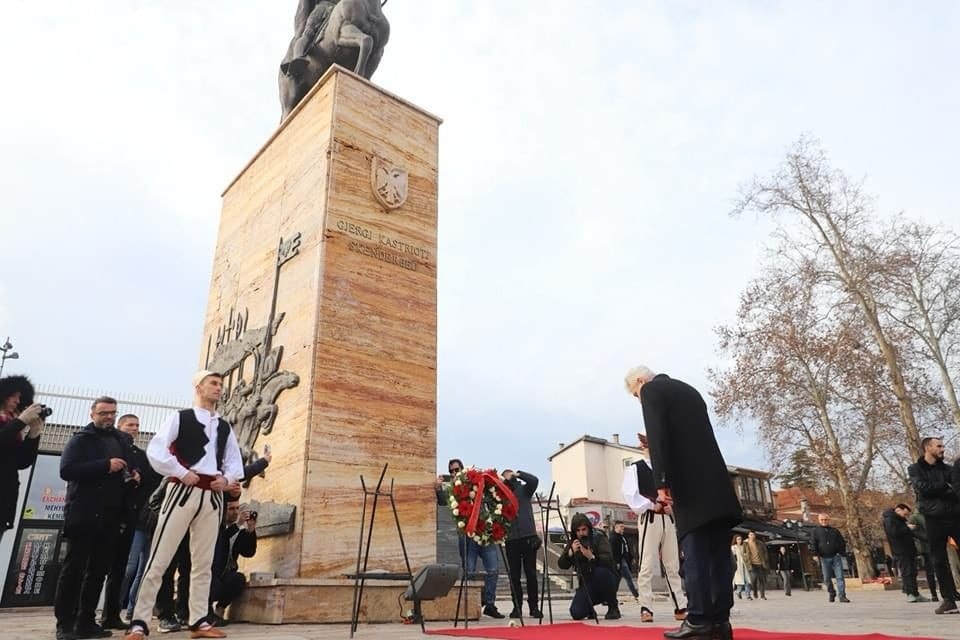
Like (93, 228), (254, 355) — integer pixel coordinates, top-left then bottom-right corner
(925, 517), (960, 601)
(569, 566), (618, 620)
(679, 521), (734, 626)
(920, 552), (938, 598)
(54, 524), (121, 630)
(156, 535), (191, 620)
(102, 521), (135, 619)
(505, 537), (539, 609)
(210, 571), (246, 608)
(896, 554), (918, 596)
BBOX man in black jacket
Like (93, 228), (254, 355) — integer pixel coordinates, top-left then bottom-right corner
(625, 367), (742, 640)
(811, 514), (850, 603)
(209, 496), (258, 625)
(502, 469), (542, 619)
(609, 520), (640, 603)
(100, 414), (163, 630)
(883, 504), (926, 603)
(53, 396), (138, 640)
(557, 513), (620, 620)
(909, 436), (960, 615)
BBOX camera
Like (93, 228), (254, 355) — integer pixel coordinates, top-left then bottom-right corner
(39, 404), (53, 419)
(122, 468), (135, 483)
(249, 511), (258, 520)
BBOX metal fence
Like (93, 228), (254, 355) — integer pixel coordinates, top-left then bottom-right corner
(33, 385), (189, 453)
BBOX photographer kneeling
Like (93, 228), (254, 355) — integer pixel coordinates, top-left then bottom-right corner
(557, 513), (620, 620)
(209, 496), (258, 625)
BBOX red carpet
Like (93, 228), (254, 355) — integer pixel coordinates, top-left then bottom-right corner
(425, 622), (942, 640)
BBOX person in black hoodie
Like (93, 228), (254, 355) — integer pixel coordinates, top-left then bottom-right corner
(811, 513), (849, 604)
(53, 396), (138, 640)
(557, 512), (620, 620)
(882, 504), (926, 603)
(501, 469), (541, 619)
(909, 436), (960, 615)
(0, 375), (45, 544)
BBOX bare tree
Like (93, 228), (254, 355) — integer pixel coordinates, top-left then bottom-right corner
(734, 137), (923, 459)
(874, 220), (960, 432)
(711, 264), (896, 579)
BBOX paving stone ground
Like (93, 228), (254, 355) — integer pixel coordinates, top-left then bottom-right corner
(3, 589), (958, 639)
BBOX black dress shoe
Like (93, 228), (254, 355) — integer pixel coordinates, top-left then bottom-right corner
(663, 619), (732, 640)
(74, 623), (112, 639)
(100, 618), (127, 630)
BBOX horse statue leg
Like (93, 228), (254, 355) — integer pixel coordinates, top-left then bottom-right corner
(337, 23), (374, 77)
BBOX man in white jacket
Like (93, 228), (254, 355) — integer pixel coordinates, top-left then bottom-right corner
(622, 433), (687, 624)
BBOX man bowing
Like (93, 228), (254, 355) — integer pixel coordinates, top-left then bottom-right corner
(624, 366), (742, 640)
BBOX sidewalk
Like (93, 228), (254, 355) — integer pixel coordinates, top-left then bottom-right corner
(2, 590), (956, 640)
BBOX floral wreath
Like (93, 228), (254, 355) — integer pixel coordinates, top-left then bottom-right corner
(447, 467), (519, 546)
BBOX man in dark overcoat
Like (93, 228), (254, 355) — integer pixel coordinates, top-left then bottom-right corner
(625, 366), (743, 640)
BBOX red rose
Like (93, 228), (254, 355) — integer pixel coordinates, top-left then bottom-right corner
(458, 500), (472, 515)
(502, 503), (518, 520)
(453, 483), (469, 499)
(491, 522), (505, 540)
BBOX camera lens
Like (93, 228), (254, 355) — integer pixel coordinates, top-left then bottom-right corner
(39, 405), (53, 418)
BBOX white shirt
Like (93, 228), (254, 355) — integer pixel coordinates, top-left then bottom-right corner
(147, 407), (244, 483)
(622, 458), (655, 514)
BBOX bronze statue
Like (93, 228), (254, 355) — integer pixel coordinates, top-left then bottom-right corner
(279, 0), (390, 120)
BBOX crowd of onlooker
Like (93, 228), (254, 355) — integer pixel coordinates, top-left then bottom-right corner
(0, 372), (265, 640)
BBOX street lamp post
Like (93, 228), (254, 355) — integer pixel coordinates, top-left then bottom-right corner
(0, 336), (19, 377)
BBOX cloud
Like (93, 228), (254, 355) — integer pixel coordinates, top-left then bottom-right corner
(1, 1), (956, 486)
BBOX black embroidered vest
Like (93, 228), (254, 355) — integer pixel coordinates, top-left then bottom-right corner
(171, 409), (230, 471)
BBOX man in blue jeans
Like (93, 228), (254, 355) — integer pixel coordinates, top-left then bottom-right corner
(435, 458), (504, 618)
(812, 513), (850, 603)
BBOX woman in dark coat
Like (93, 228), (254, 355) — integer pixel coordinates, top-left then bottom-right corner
(0, 375), (45, 541)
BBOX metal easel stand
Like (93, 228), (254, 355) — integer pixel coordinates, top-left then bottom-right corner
(349, 464), (422, 637)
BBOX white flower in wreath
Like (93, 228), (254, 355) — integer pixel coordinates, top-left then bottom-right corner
(457, 521), (465, 529)
(452, 508), (459, 516)
(495, 504), (503, 515)
(454, 480), (462, 486)
(469, 490), (476, 499)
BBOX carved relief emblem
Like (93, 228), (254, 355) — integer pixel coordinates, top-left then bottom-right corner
(371, 157), (408, 211)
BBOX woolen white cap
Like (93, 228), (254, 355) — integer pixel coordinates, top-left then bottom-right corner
(191, 370), (220, 388)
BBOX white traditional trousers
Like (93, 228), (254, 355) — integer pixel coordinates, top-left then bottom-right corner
(636, 510), (687, 613)
(131, 481), (224, 629)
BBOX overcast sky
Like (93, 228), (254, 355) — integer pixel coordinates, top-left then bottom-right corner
(1, 2), (958, 491)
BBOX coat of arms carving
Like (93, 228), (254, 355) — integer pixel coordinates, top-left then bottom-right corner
(371, 157), (408, 211)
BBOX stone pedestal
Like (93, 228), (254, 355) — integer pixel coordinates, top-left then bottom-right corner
(199, 66), (441, 622)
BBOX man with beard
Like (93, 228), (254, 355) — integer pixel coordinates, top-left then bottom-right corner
(54, 397), (138, 640)
(624, 366), (742, 640)
(908, 436), (960, 615)
(882, 503), (926, 603)
(557, 513), (620, 620)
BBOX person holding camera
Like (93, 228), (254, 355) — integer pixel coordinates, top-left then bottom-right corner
(557, 513), (620, 620)
(100, 414), (164, 630)
(1, 375), (46, 545)
(54, 396), (139, 640)
(209, 495), (258, 625)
